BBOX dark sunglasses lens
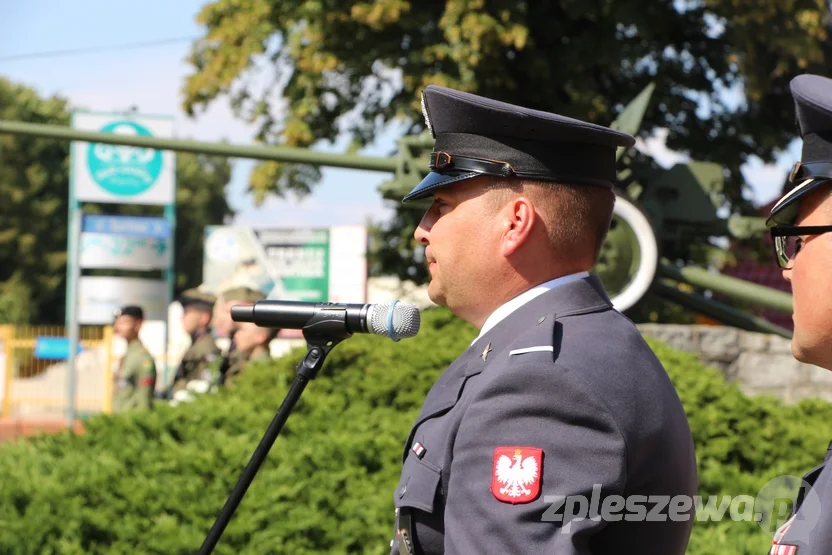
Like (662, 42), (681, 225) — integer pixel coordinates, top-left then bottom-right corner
(774, 235), (800, 268)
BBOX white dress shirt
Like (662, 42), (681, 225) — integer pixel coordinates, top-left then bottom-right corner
(470, 271), (590, 346)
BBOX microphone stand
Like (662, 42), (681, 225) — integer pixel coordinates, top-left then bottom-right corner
(197, 316), (353, 554)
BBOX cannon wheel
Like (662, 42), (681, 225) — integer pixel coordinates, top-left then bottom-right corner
(593, 190), (660, 313)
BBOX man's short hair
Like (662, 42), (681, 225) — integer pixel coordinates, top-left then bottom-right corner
(486, 177), (616, 265)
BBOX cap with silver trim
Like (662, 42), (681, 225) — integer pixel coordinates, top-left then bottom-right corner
(402, 85), (635, 203)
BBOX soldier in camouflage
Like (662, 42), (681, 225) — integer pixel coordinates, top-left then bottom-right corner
(111, 305), (156, 413)
(171, 288), (221, 396)
(213, 286), (266, 386)
(220, 321), (277, 386)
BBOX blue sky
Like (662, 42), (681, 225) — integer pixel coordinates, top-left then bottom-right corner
(0, 0), (798, 229)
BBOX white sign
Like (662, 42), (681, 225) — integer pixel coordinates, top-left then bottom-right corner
(77, 277), (168, 324)
(70, 111), (175, 205)
(202, 225), (368, 303)
(79, 233), (172, 270)
(328, 225), (368, 303)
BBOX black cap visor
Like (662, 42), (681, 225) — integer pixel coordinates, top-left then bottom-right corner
(402, 171), (481, 203)
(767, 161), (832, 226)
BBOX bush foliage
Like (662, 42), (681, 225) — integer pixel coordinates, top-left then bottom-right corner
(0, 308), (829, 554)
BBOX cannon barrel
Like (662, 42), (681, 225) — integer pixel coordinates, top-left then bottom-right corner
(0, 119), (432, 174)
(659, 263), (792, 314)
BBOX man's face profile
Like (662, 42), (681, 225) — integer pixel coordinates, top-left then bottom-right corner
(414, 177), (502, 312)
(114, 315), (140, 340)
(783, 186), (832, 368)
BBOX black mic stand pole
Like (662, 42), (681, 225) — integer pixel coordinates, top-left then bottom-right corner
(197, 316), (352, 555)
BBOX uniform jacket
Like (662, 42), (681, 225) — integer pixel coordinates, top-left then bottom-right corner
(389, 275), (697, 554)
(769, 442), (832, 554)
(173, 330), (221, 393)
(113, 339), (156, 412)
(222, 346), (271, 386)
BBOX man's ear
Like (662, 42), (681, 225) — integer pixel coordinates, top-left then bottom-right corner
(500, 196), (536, 257)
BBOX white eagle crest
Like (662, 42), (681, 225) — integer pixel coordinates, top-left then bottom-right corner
(495, 451), (539, 497)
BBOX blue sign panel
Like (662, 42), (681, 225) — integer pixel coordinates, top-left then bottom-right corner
(34, 337), (84, 360)
(82, 215), (171, 239)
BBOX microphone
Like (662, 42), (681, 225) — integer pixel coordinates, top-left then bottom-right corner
(230, 299), (421, 341)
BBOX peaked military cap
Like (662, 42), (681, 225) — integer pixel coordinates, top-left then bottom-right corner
(179, 288), (216, 312)
(402, 85), (636, 202)
(221, 286), (266, 304)
(114, 305), (144, 320)
(767, 74), (832, 226)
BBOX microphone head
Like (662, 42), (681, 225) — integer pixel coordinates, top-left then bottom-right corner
(369, 301), (421, 340)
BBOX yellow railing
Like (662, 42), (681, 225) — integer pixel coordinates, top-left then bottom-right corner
(0, 325), (114, 418)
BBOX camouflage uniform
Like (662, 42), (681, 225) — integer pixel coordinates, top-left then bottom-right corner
(172, 330), (221, 393)
(223, 346), (271, 386)
(172, 288), (221, 394)
(113, 338), (156, 412)
(214, 286), (267, 387)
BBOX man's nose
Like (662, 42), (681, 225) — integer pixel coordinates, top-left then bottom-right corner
(414, 212), (433, 245)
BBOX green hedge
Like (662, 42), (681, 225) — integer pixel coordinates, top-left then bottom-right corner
(0, 307), (830, 554)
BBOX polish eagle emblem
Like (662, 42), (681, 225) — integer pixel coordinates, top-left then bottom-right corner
(491, 447), (542, 503)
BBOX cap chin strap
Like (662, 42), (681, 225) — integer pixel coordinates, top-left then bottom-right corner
(430, 151), (515, 177)
(428, 151), (614, 188)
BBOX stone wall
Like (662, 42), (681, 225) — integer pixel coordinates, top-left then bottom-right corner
(637, 324), (832, 404)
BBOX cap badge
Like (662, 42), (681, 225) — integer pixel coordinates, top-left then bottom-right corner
(421, 91), (434, 136)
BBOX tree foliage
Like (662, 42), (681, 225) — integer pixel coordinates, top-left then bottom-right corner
(182, 0), (832, 206)
(0, 77), (235, 325)
(0, 308), (826, 553)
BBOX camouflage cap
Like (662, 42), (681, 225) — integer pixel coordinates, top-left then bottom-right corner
(221, 286), (266, 303)
(179, 287), (217, 312)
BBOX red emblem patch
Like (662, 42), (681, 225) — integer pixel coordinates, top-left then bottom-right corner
(769, 514), (798, 555)
(491, 446), (543, 504)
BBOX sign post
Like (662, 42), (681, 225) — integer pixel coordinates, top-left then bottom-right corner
(66, 111), (175, 426)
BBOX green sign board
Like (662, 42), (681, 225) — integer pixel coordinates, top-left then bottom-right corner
(203, 226), (332, 302)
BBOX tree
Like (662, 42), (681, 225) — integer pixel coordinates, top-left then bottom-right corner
(182, 0), (832, 207)
(0, 78), (72, 325)
(0, 77), (234, 325)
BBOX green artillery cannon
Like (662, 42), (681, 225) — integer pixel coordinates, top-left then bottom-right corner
(0, 84), (794, 338)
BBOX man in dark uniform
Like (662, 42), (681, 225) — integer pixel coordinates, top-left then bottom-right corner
(112, 305), (156, 413)
(765, 73), (832, 555)
(171, 288), (221, 396)
(388, 85), (697, 554)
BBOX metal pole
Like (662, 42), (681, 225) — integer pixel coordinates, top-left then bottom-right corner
(0, 120), (423, 173)
(65, 126), (81, 428)
(163, 203), (176, 392)
(65, 201), (82, 426)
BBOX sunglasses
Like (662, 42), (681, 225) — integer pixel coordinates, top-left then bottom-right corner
(770, 225), (832, 269)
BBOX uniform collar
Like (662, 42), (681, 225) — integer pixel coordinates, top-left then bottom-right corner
(191, 328), (211, 342)
(470, 271), (589, 346)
